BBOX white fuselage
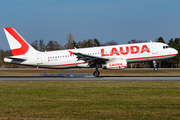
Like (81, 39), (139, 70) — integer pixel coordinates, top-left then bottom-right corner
(5, 42), (178, 68)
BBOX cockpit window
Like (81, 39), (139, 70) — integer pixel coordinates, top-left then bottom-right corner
(163, 46), (171, 49)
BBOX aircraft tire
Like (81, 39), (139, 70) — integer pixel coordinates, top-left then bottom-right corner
(93, 71), (100, 77)
(154, 67), (158, 71)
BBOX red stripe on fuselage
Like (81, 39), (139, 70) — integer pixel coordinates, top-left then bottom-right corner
(28, 62), (87, 67)
(5, 27), (29, 56)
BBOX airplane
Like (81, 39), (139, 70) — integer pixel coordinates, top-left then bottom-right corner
(3, 27), (178, 77)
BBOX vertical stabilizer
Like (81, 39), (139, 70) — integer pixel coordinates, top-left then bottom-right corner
(4, 27), (38, 56)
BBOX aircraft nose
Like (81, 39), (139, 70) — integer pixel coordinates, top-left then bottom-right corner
(172, 48), (178, 55)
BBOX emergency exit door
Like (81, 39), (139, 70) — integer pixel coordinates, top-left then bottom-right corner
(37, 54), (42, 64)
(152, 44), (158, 54)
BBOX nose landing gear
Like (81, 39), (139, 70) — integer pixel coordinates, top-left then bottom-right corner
(153, 61), (158, 71)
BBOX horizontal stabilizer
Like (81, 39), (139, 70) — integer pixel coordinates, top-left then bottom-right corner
(4, 56), (27, 62)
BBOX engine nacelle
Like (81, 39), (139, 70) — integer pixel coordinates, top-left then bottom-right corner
(102, 58), (127, 69)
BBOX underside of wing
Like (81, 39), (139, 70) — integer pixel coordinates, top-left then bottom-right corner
(69, 51), (109, 68)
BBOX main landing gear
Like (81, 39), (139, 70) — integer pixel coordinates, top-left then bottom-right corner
(93, 70), (100, 77)
(153, 61), (158, 71)
(93, 64), (100, 77)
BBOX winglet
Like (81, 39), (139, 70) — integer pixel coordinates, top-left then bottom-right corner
(69, 51), (74, 56)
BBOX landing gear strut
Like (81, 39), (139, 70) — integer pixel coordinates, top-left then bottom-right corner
(153, 61), (158, 71)
(93, 64), (100, 77)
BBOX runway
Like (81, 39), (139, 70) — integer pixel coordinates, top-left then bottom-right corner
(0, 76), (180, 81)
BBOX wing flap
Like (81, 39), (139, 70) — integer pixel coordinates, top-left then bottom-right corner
(69, 51), (109, 67)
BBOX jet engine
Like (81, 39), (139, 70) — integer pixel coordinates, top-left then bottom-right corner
(102, 58), (127, 69)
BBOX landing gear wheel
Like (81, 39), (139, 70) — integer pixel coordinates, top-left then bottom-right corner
(154, 67), (158, 71)
(153, 61), (158, 71)
(93, 71), (100, 77)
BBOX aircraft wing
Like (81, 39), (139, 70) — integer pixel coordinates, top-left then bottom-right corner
(69, 51), (109, 67)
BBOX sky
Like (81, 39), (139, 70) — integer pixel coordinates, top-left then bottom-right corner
(0, 0), (180, 50)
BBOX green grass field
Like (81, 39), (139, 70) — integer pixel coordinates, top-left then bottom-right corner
(0, 81), (180, 120)
(0, 69), (180, 119)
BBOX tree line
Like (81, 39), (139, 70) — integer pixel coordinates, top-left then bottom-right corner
(0, 33), (180, 68)
(30, 33), (118, 51)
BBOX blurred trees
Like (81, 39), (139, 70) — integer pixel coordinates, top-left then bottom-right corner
(64, 33), (75, 49)
(31, 40), (38, 50)
(39, 39), (45, 52)
(45, 41), (62, 51)
(128, 39), (147, 44)
(31, 40), (46, 51)
(101, 40), (118, 46)
(77, 38), (101, 48)
(155, 37), (165, 43)
(31, 40), (62, 51)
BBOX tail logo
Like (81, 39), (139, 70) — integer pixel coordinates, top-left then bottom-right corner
(4, 27), (29, 56)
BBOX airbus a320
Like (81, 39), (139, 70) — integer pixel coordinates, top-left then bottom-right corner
(3, 27), (178, 77)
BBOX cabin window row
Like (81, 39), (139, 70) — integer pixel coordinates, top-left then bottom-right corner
(48, 55), (76, 59)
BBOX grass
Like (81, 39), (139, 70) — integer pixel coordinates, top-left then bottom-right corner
(0, 68), (180, 76)
(0, 81), (180, 119)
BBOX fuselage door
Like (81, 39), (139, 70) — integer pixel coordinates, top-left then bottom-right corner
(37, 54), (42, 64)
(152, 44), (158, 54)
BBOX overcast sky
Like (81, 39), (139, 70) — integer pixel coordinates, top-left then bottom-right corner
(0, 0), (180, 50)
